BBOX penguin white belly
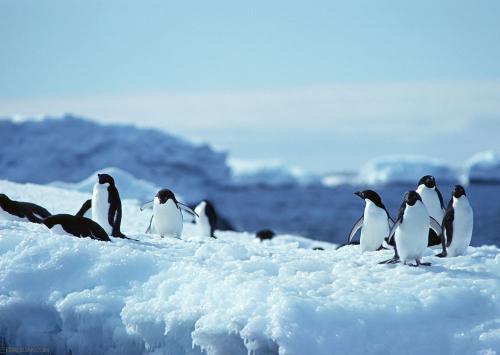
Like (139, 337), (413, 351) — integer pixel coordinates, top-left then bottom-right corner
(153, 200), (183, 237)
(195, 211), (211, 237)
(448, 199), (473, 257)
(92, 183), (112, 234)
(417, 186), (444, 221)
(360, 202), (389, 252)
(396, 203), (429, 263)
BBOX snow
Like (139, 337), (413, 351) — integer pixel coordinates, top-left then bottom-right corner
(465, 151), (500, 184)
(228, 158), (319, 187)
(1, 180), (499, 355)
(0, 115), (229, 201)
(357, 155), (459, 185)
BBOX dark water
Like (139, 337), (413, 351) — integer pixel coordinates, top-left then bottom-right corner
(207, 183), (500, 246)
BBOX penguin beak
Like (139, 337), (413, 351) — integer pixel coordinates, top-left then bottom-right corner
(354, 191), (364, 199)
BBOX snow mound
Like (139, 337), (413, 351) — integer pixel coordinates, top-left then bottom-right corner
(465, 151), (500, 184)
(51, 167), (159, 201)
(357, 155), (459, 185)
(228, 158), (318, 187)
(0, 115), (230, 201)
(1, 180), (499, 355)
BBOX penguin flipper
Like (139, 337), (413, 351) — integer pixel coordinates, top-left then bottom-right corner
(436, 187), (445, 211)
(111, 204), (126, 238)
(75, 199), (92, 217)
(429, 217), (443, 236)
(443, 201), (454, 248)
(387, 218), (402, 243)
(141, 201), (154, 211)
(347, 216), (363, 243)
(178, 202), (199, 218)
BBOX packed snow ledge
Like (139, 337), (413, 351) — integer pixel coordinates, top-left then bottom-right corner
(0, 181), (499, 355)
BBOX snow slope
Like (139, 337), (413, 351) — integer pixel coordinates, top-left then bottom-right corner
(0, 115), (229, 201)
(0, 180), (499, 355)
(357, 155), (459, 185)
(51, 167), (160, 202)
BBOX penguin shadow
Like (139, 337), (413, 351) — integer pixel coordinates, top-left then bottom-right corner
(420, 260), (496, 280)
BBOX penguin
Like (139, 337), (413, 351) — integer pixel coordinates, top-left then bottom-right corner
(43, 214), (110, 242)
(436, 185), (474, 257)
(346, 190), (394, 252)
(382, 191), (443, 266)
(141, 189), (198, 237)
(194, 200), (217, 238)
(0, 193), (51, 223)
(90, 173), (127, 238)
(256, 229), (275, 241)
(416, 175), (445, 246)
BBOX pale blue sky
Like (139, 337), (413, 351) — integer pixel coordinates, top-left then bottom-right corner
(1, 0), (500, 172)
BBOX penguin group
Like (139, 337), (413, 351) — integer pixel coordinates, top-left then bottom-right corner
(1, 172), (474, 264)
(0, 173), (220, 243)
(345, 175), (474, 266)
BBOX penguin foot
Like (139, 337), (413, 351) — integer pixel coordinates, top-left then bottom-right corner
(415, 259), (431, 267)
(436, 252), (447, 258)
(379, 257), (400, 265)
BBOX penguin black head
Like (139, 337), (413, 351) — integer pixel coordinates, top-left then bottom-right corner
(355, 190), (383, 206)
(404, 190), (422, 206)
(156, 189), (177, 204)
(452, 185), (466, 198)
(256, 229), (275, 241)
(418, 175), (436, 188)
(0, 193), (9, 202)
(98, 174), (115, 186)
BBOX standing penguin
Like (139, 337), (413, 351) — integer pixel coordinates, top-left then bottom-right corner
(91, 173), (126, 238)
(0, 193), (51, 223)
(141, 189), (198, 238)
(437, 185), (474, 257)
(194, 200), (217, 238)
(346, 190), (394, 252)
(416, 175), (445, 246)
(383, 191), (443, 266)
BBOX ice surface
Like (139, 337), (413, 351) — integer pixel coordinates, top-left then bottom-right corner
(465, 151), (500, 184)
(0, 180), (499, 355)
(357, 155), (459, 185)
(0, 115), (229, 201)
(228, 158), (319, 187)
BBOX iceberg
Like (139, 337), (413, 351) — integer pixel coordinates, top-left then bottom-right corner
(0, 115), (230, 201)
(465, 150), (500, 184)
(228, 158), (319, 187)
(357, 155), (459, 185)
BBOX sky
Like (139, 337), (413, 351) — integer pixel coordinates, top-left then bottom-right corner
(1, 0), (500, 173)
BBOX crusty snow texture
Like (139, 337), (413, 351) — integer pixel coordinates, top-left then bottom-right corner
(0, 180), (499, 355)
